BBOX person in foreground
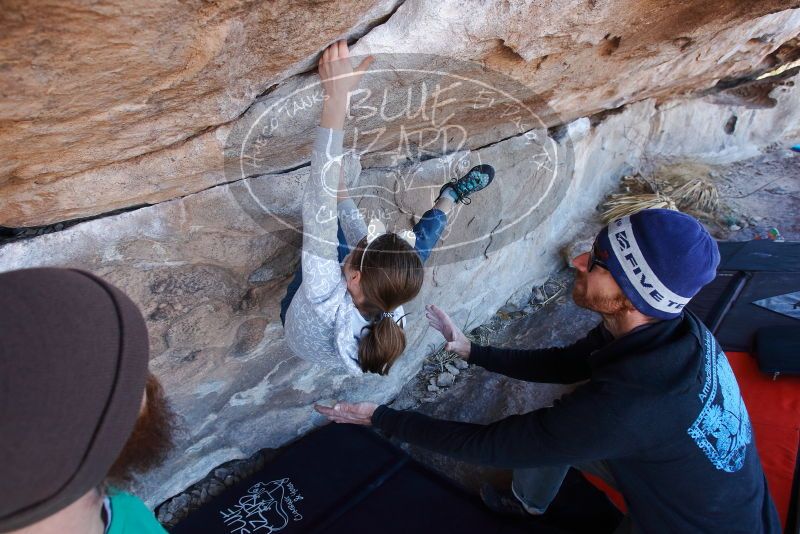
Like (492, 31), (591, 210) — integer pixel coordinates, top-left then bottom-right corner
(0, 268), (176, 534)
(316, 208), (781, 533)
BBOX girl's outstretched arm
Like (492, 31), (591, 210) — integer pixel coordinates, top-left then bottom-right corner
(326, 42), (373, 246)
(337, 157), (369, 248)
(300, 42), (373, 303)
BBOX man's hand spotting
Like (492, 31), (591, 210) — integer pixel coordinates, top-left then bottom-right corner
(425, 304), (471, 360)
(314, 402), (377, 426)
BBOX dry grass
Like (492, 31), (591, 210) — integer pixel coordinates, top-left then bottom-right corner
(669, 179), (719, 214)
(602, 192), (677, 224)
(601, 162), (720, 223)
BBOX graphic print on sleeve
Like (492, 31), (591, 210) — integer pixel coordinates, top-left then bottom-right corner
(687, 330), (752, 473)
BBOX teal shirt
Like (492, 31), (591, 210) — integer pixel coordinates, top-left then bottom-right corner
(106, 491), (167, 534)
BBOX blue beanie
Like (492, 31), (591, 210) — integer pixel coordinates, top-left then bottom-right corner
(595, 209), (720, 320)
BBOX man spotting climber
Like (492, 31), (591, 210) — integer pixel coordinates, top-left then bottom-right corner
(316, 208), (780, 533)
(0, 268), (175, 534)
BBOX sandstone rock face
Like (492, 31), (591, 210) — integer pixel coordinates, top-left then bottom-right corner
(0, 0), (401, 213)
(1, 2), (799, 226)
(0, 77), (797, 505)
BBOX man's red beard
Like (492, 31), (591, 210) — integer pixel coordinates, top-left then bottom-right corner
(105, 373), (177, 487)
(572, 271), (635, 315)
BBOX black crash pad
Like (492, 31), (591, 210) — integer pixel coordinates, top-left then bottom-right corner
(687, 241), (800, 352)
(717, 241), (800, 272)
(170, 424), (553, 534)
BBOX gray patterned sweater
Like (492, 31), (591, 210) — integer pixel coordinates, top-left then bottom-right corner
(284, 127), (404, 375)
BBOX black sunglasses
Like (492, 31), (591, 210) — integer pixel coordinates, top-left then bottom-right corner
(589, 240), (609, 272)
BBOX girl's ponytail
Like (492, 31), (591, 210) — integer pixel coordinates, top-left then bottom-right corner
(358, 315), (406, 374)
(349, 233), (423, 375)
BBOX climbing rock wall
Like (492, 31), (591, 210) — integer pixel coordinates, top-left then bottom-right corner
(1, 1), (799, 226)
(1, 79), (798, 506)
(1, 0), (799, 506)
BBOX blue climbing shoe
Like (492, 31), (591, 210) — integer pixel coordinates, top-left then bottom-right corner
(439, 164), (495, 205)
(791, 144), (800, 153)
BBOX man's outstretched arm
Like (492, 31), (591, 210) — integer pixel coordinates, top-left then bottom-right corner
(315, 384), (634, 468)
(468, 331), (604, 383)
(426, 304), (607, 384)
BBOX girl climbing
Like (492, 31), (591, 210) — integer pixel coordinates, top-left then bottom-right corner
(281, 40), (494, 375)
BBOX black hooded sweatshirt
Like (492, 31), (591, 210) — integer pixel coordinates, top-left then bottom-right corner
(372, 311), (780, 533)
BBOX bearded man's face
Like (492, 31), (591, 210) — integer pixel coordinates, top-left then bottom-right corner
(572, 251), (635, 315)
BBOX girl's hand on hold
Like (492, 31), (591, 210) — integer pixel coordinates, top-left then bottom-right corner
(425, 304), (471, 360)
(318, 40), (374, 113)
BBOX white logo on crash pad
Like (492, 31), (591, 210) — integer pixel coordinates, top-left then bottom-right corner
(220, 478), (304, 533)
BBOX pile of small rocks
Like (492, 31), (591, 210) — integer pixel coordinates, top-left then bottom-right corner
(427, 356), (469, 391)
(155, 448), (276, 528)
(392, 274), (569, 410)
